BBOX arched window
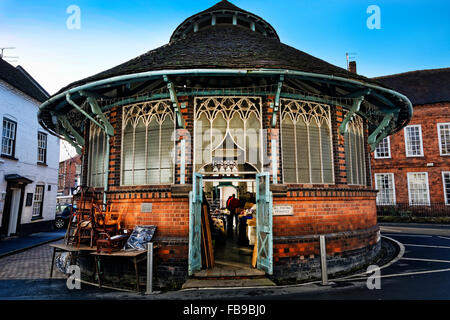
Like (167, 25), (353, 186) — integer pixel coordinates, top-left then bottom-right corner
(88, 124), (107, 187)
(121, 100), (175, 185)
(344, 113), (367, 185)
(281, 99), (334, 184)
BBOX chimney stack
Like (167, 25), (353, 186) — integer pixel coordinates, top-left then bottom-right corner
(348, 61), (357, 74)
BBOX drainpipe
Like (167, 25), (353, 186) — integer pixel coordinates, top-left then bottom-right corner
(103, 135), (110, 205)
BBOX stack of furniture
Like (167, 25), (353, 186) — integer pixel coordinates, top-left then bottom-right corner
(94, 202), (130, 254)
(65, 186), (96, 248)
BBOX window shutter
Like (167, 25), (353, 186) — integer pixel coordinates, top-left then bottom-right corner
(146, 119), (160, 184)
(122, 123), (134, 186)
(296, 118), (310, 183)
(320, 122), (333, 183)
(309, 121), (322, 184)
(134, 120), (147, 185)
(350, 130), (358, 185)
(160, 117), (174, 183)
(344, 130), (353, 185)
(281, 117), (296, 183)
(246, 113), (260, 168)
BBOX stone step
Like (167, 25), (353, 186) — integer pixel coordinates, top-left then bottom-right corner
(193, 260), (265, 279)
(182, 278), (276, 289)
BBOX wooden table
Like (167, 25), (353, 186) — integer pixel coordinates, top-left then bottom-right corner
(91, 249), (149, 292)
(49, 243), (97, 278)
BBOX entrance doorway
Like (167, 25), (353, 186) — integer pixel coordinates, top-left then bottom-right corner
(7, 188), (21, 236)
(0, 175), (32, 237)
(205, 179), (256, 268)
(188, 172), (273, 276)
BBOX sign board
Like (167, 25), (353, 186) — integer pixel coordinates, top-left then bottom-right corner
(141, 203), (153, 213)
(273, 204), (293, 216)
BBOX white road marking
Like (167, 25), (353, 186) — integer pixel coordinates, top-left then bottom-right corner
(333, 267), (450, 282)
(438, 236), (450, 241)
(380, 226), (450, 236)
(382, 233), (432, 238)
(404, 243), (450, 249)
(401, 257), (450, 264)
(381, 227), (404, 233)
(331, 236), (405, 281)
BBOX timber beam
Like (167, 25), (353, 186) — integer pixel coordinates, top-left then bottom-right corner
(58, 116), (85, 147)
(66, 93), (105, 132)
(271, 75), (284, 128)
(56, 120), (82, 155)
(163, 75), (186, 129)
(339, 96), (365, 135)
(85, 96), (115, 137)
(368, 112), (396, 151)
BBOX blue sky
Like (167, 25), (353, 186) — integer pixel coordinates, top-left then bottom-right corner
(0, 0), (449, 96)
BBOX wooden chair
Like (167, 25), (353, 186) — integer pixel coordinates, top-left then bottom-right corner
(66, 186), (95, 247)
(94, 202), (123, 235)
(94, 202), (129, 253)
(96, 230), (130, 254)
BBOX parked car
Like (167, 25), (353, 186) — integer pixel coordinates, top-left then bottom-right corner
(54, 204), (75, 229)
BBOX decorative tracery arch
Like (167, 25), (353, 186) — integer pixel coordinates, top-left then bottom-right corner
(194, 97), (262, 173)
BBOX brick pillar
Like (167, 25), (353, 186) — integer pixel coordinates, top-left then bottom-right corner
(264, 97), (282, 184)
(178, 97), (193, 184)
(108, 107), (122, 187)
(262, 98), (272, 179)
(333, 106), (347, 186)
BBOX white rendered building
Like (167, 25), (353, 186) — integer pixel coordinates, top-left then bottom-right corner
(0, 58), (59, 236)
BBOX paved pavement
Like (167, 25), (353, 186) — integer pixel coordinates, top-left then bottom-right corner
(1, 223), (450, 300)
(0, 239), (66, 280)
(0, 230), (65, 258)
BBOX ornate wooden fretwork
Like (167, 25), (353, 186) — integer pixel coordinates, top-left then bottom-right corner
(194, 96), (261, 122)
(122, 99), (174, 128)
(280, 99), (331, 127)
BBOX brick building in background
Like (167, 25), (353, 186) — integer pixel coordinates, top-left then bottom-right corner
(370, 68), (450, 213)
(57, 154), (82, 196)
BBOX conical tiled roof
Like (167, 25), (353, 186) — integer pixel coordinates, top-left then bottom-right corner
(55, 24), (379, 94)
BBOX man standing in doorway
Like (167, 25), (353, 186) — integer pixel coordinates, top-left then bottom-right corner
(226, 194), (240, 236)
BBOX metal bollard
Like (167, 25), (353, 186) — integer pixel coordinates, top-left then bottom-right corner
(319, 235), (328, 285)
(146, 242), (153, 294)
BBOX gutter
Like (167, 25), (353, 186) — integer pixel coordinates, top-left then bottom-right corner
(38, 68), (413, 120)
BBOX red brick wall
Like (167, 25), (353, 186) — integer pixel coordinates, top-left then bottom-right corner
(273, 192), (377, 236)
(106, 189), (189, 237)
(371, 102), (450, 204)
(272, 189), (378, 259)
